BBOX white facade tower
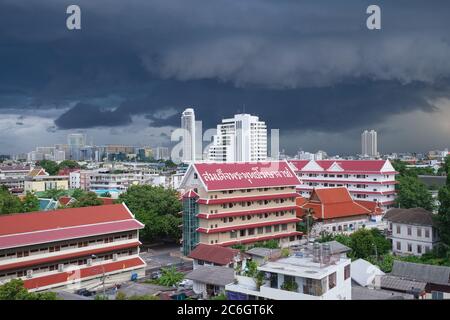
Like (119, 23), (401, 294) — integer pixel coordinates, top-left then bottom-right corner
(208, 113), (267, 162)
(361, 130), (378, 158)
(181, 108), (196, 163)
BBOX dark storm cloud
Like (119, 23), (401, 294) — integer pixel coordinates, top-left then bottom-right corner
(1, 0), (450, 152)
(54, 103), (132, 128)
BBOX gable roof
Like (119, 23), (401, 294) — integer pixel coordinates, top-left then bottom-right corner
(0, 203), (143, 250)
(383, 208), (435, 226)
(300, 187), (372, 220)
(0, 203), (137, 237)
(390, 260), (450, 286)
(28, 168), (48, 177)
(351, 259), (385, 287)
(189, 161), (300, 191)
(289, 159), (396, 174)
(188, 244), (241, 265)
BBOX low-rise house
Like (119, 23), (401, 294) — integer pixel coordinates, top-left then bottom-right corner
(245, 247), (282, 265)
(225, 242), (352, 300)
(185, 265), (235, 299)
(297, 187), (383, 236)
(351, 285), (414, 300)
(384, 208), (439, 256)
(387, 260), (450, 299)
(24, 168), (69, 193)
(188, 244), (247, 270)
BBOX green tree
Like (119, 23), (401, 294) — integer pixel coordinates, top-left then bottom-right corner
(69, 191), (102, 208)
(395, 175), (434, 211)
(58, 160), (80, 169)
(71, 188), (85, 200)
(0, 279), (57, 300)
(42, 188), (67, 201)
(436, 185), (450, 247)
(0, 187), (23, 215)
(21, 191), (40, 212)
(37, 160), (59, 175)
(118, 185), (182, 242)
(100, 191), (111, 198)
(155, 266), (184, 287)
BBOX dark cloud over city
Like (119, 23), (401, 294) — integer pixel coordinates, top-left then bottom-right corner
(1, 0), (450, 154)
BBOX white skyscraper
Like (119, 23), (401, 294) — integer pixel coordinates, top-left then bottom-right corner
(361, 130), (378, 158)
(67, 133), (86, 161)
(181, 108), (196, 163)
(207, 113), (267, 162)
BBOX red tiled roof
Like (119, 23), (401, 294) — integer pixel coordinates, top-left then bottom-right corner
(193, 161), (300, 191)
(0, 241), (141, 272)
(99, 197), (115, 205)
(197, 218), (300, 234)
(355, 200), (384, 215)
(299, 187), (373, 220)
(220, 231), (302, 246)
(289, 159), (396, 173)
(0, 220), (144, 250)
(58, 196), (74, 206)
(0, 204), (134, 236)
(188, 244), (241, 265)
(182, 189), (199, 199)
(23, 257), (146, 290)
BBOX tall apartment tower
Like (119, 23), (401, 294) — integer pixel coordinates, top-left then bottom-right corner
(208, 114), (267, 162)
(67, 133), (86, 161)
(181, 108), (196, 163)
(361, 130), (378, 158)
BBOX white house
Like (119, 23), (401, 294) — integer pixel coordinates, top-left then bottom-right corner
(225, 242), (352, 300)
(384, 208), (439, 256)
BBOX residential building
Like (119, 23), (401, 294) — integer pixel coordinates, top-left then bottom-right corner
(188, 244), (247, 270)
(289, 159), (398, 210)
(155, 147), (170, 161)
(185, 265), (235, 299)
(24, 169), (69, 193)
(0, 204), (146, 292)
(181, 108), (196, 163)
(67, 133), (87, 161)
(207, 114), (267, 163)
(384, 208), (439, 256)
(385, 260), (450, 299)
(0, 164), (32, 193)
(361, 130), (378, 158)
(179, 161), (302, 256)
(225, 242), (352, 300)
(297, 187), (383, 236)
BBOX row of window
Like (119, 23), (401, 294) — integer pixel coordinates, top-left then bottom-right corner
(218, 198), (294, 211)
(0, 232), (136, 260)
(208, 224), (294, 244)
(392, 224), (431, 238)
(0, 249), (135, 280)
(300, 173), (391, 180)
(396, 241), (431, 254)
(219, 210), (296, 225)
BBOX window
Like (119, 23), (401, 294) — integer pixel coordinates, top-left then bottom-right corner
(425, 229), (430, 238)
(407, 243), (412, 252)
(265, 226), (272, 233)
(240, 230), (246, 237)
(248, 228), (255, 236)
(344, 265), (350, 280)
(396, 242), (401, 251)
(417, 228), (422, 237)
(230, 231), (237, 239)
(417, 245), (422, 254)
(396, 225), (401, 234)
(328, 272), (336, 289)
(407, 227), (412, 236)
(274, 225), (280, 232)
(257, 227), (264, 234)
(281, 224), (287, 231)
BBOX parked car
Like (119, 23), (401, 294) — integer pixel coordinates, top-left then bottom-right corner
(178, 279), (193, 290)
(150, 271), (162, 280)
(76, 288), (94, 297)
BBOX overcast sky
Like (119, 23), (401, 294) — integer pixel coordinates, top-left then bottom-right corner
(1, 0), (450, 156)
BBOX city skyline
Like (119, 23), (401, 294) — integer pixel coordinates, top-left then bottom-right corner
(1, 1), (450, 155)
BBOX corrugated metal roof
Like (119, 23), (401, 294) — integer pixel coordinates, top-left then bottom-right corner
(378, 275), (426, 292)
(185, 266), (234, 286)
(390, 260), (450, 285)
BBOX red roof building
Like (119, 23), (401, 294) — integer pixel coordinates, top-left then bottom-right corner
(179, 161), (303, 255)
(289, 159), (397, 209)
(0, 203), (146, 292)
(298, 187), (383, 234)
(188, 244), (246, 268)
